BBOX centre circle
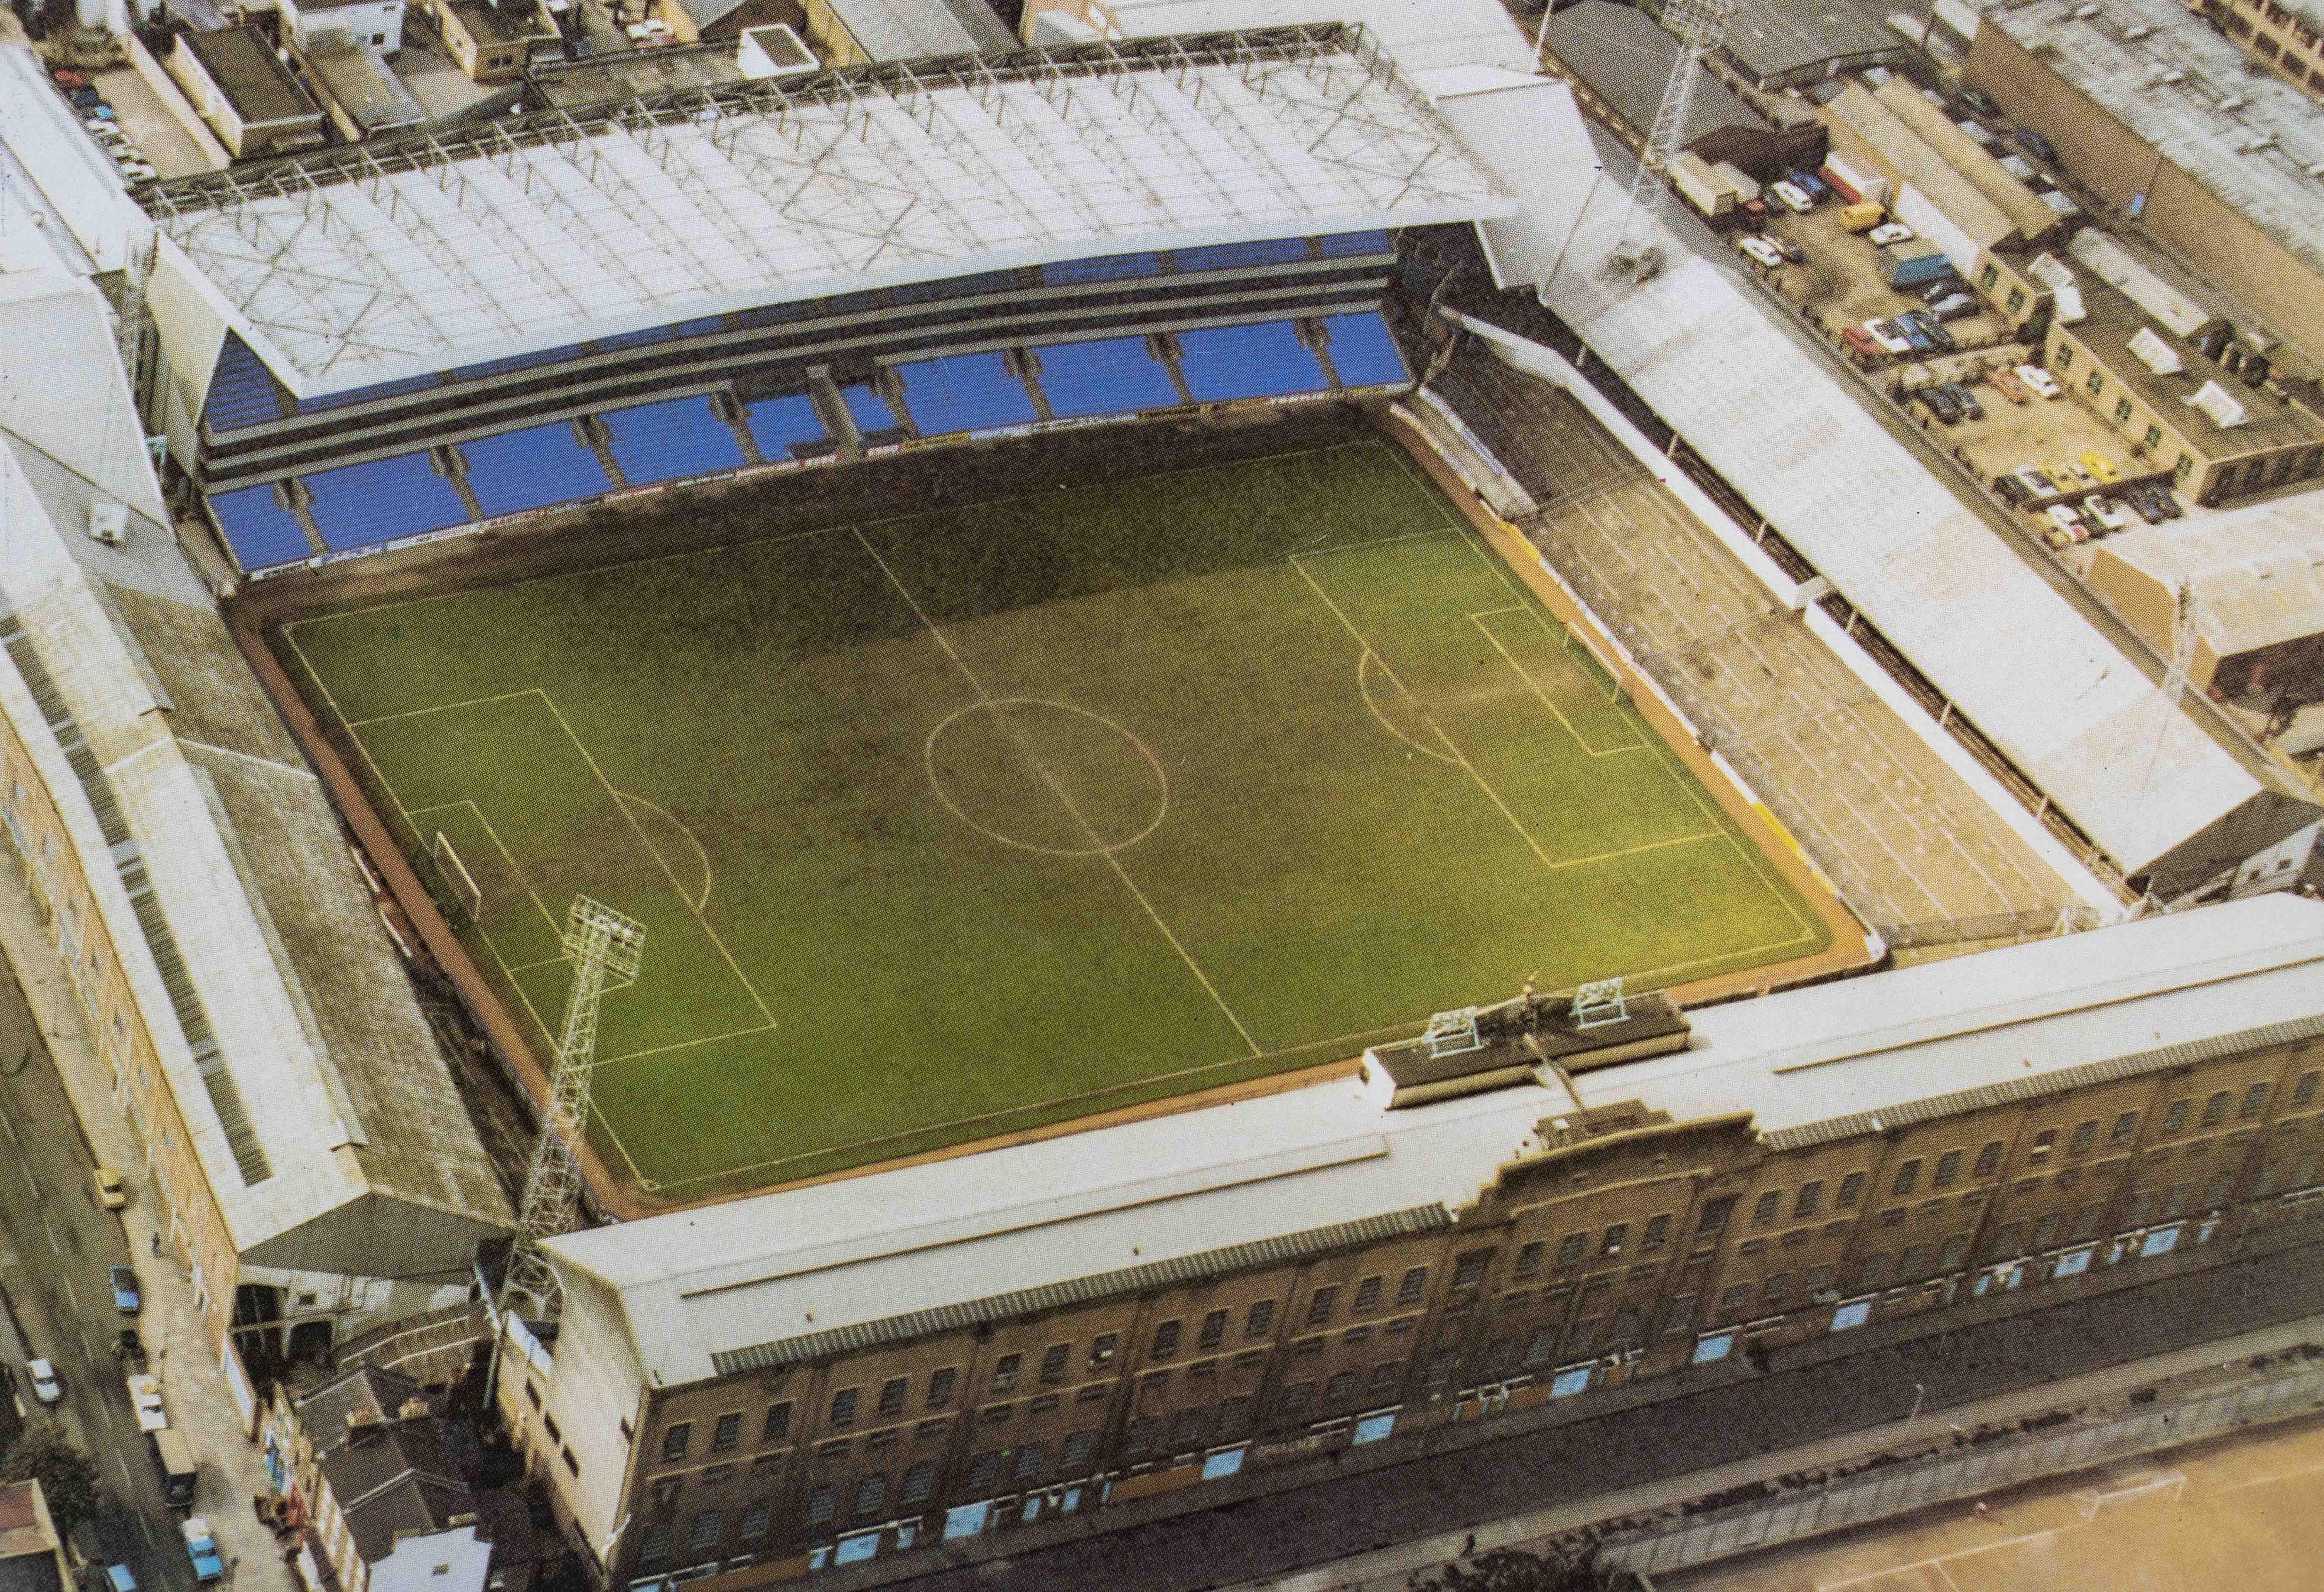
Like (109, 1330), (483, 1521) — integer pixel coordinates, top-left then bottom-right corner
(925, 698), (1170, 859)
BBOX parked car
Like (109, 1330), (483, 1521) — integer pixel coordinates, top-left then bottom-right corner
(1737, 234), (1786, 269)
(67, 87), (103, 110)
(1920, 274), (1967, 305)
(92, 1166), (125, 1209)
(1841, 324), (1887, 359)
(1768, 233), (1806, 263)
(1770, 180), (1815, 214)
(1894, 318), (1938, 353)
(1862, 318), (1914, 355)
(2012, 464), (2055, 499)
(2127, 483), (2183, 522)
(1784, 169), (1828, 202)
(2015, 363), (2063, 399)
(109, 1264), (139, 1315)
(1898, 311), (1954, 352)
(2014, 126), (2058, 162)
(2078, 451), (2120, 482)
(1867, 222), (1916, 246)
(2057, 460), (2097, 490)
(1940, 381), (1984, 421)
(1959, 86), (2002, 117)
(1915, 386), (1962, 424)
(2042, 522), (2076, 550)
(2045, 503), (2087, 540)
(2084, 495), (2132, 532)
(1929, 292), (1979, 322)
(1987, 367), (2032, 405)
(26, 1358), (62, 1404)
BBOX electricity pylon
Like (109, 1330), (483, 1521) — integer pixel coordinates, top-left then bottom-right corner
(1611, 0), (1741, 269)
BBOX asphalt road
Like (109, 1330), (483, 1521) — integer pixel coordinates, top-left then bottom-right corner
(0, 962), (192, 1592)
(877, 1235), (2324, 1592)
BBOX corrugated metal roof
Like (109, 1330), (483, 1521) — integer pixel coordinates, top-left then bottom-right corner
(2092, 498), (2324, 661)
(711, 1206), (1448, 1374)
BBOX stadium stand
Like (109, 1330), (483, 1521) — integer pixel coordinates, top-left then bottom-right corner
(457, 422), (611, 520)
(600, 396), (748, 487)
(842, 383), (910, 441)
(1176, 319), (1331, 402)
(742, 395), (830, 463)
(890, 352), (1039, 436)
(1322, 311), (1414, 389)
(299, 452), (470, 553)
(1033, 335), (1183, 418)
(201, 334), (289, 434)
(205, 484), (313, 570)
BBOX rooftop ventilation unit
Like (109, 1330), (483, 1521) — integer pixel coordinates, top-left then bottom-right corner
(2185, 379), (2248, 428)
(2128, 325), (2184, 374)
(2243, 134), (2278, 153)
(2216, 94), (2246, 113)
(2160, 68), (2186, 83)
(2071, 3), (2099, 16)
(2125, 22), (2152, 36)
(86, 499), (126, 545)
(736, 23), (817, 81)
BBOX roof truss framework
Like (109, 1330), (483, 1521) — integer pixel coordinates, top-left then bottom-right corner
(145, 25), (1508, 394)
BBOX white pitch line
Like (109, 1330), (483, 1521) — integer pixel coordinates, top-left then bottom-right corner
(1817, 1527), (2065, 1590)
(2218, 1458), (2324, 1492)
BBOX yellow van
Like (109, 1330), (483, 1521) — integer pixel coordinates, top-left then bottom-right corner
(1839, 200), (1886, 232)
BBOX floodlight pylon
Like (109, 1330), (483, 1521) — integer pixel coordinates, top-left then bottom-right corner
(499, 896), (645, 1323)
(1611, 0), (1741, 266)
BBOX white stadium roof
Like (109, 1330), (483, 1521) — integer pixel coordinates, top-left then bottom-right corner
(544, 895), (2324, 1390)
(146, 26), (1514, 397)
(1436, 91), (2271, 877)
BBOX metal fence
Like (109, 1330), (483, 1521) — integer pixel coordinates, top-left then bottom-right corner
(1600, 1359), (2324, 1576)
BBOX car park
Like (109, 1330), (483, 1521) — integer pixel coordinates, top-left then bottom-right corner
(2084, 495), (2132, 532)
(1987, 368), (2032, 405)
(1867, 222), (1916, 246)
(2078, 451), (2120, 482)
(110, 1264), (139, 1314)
(1770, 180), (1815, 213)
(1928, 291), (1979, 321)
(2015, 363), (2063, 399)
(1738, 234), (1786, 269)
(26, 1359), (62, 1404)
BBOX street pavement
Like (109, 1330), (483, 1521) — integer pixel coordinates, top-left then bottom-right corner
(0, 845), (287, 1592)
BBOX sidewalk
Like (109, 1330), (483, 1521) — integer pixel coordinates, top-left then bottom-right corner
(0, 846), (292, 1592)
(1227, 1310), (2324, 1592)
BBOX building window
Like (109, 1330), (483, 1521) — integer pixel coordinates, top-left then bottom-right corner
(2027, 1130), (2056, 1166)
(830, 1388), (859, 1428)
(1794, 1182), (1823, 1218)
(2115, 396), (2134, 423)
(1601, 1224), (1629, 1256)
(2203, 1090), (2233, 1127)
(737, 1503), (770, 1543)
(804, 1487), (836, 1529)
(853, 1474), (887, 1517)
(1325, 1369), (1361, 1405)
(2175, 453), (2194, 484)
(991, 1355), (1021, 1392)
(2005, 285), (2026, 315)
(1972, 1140), (2003, 1177)
(965, 1451), (1001, 1491)
(1762, 1271), (1791, 1302)
(1089, 1335), (1120, 1369)
(762, 1401), (792, 1443)
(2243, 1082), (2271, 1120)
(2070, 1121), (2098, 1156)
(2143, 424), (2164, 451)
(1556, 1232), (1587, 1268)
(637, 1524), (670, 1566)
(2295, 1073), (2321, 1108)
(1151, 1320), (1182, 1360)
(2110, 1112), (2140, 1146)
(661, 1423), (691, 1463)
(1837, 1172), (1866, 1208)
(1509, 1247), (1543, 1281)
(2085, 370), (2104, 396)
(1199, 1309), (1230, 1347)
(1397, 1267), (1429, 1304)
(2055, 344), (2074, 370)
(1896, 1245), (1927, 1280)
(1751, 1191), (1781, 1225)
(713, 1413), (742, 1453)
(1245, 1301), (1276, 1340)
(1697, 1197), (1736, 1234)
(687, 1511), (722, 1554)
(1278, 1381), (1316, 1417)
(2163, 1099), (2191, 1135)
(1306, 1287), (1339, 1326)
(1631, 1214), (1666, 1253)
(1933, 1150), (1962, 1189)
(925, 1368), (957, 1410)
(1981, 263), (2000, 289)
(1891, 1161), (1921, 1197)
(878, 1377), (910, 1417)
(1451, 1252), (1492, 1292)
(1852, 1253), (1888, 1291)
(1037, 1344), (1070, 1386)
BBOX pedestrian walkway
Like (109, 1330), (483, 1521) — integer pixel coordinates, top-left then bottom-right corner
(0, 845), (292, 1592)
(1222, 1311), (2324, 1592)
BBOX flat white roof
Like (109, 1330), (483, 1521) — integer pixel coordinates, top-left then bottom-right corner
(546, 895), (2324, 1389)
(0, 45), (154, 277)
(1449, 100), (2261, 874)
(145, 26), (1512, 396)
(2096, 500), (2324, 660)
(1093, 0), (1539, 76)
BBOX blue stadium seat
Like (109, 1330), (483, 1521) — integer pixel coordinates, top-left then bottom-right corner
(1034, 336), (1180, 419)
(891, 353), (1037, 436)
(206, 485), (312, 572)
(1316, 230), (1394, 257)
(841, 384), (908, 440)
(600, 396), (747, 486)
(1041, 253), (1162, 285)
(1172, 237), (1313, 272)
(202, 334), (288, 434)
(1321, 313), (1412, 390)
(1174, 321), (1329, 403)
(457, 422), (613, 520)
(743, 395), (829, 461)
(300, 452), (470, 553)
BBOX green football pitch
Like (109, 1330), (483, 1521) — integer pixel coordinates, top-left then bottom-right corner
(281, 439), (1828, 1200)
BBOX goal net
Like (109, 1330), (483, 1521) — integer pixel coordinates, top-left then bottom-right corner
(432, 830), (484, 921)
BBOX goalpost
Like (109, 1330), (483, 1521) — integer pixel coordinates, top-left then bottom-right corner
(432, 830), (484, 921)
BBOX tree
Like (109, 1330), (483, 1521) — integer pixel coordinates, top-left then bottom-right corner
(3, 1425), (105, 1540)
(1408, 1545), (1635, 1592)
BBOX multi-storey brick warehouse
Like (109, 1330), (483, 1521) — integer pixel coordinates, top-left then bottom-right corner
(505, 896), (2324, 1586)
